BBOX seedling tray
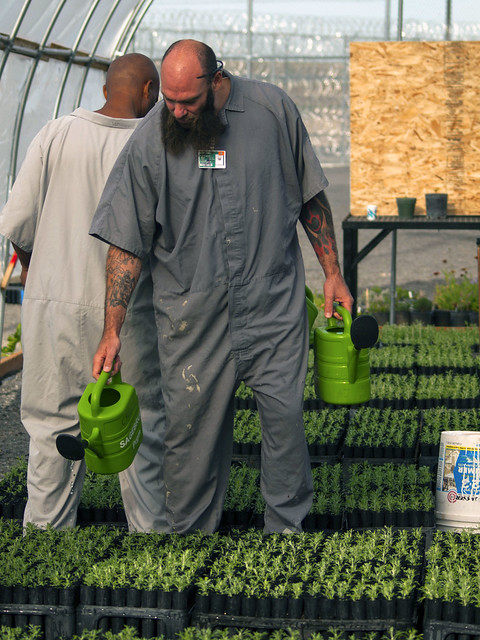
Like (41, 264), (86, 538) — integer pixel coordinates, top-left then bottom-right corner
(76, 605), (190, 639)
(193, 612), (416, 637)
(0, 602), (75, 640)
(342, 445), (417, 461)
(423, 619), (480, 640)
(345, 509), (435, 529)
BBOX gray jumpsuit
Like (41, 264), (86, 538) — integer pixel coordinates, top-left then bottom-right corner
(0, 108), (166, 531)
(91, 73), (329, 534)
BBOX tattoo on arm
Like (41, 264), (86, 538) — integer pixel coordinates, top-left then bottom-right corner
(300, 191), (339, 264)
(106, 246), (142, 310)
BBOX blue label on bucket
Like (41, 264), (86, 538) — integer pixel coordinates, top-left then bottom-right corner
(453, 449), (480, 496)
(439, 445), (480, 498)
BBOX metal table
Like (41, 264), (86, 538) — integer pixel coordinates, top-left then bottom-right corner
(342, 215), (480, 322)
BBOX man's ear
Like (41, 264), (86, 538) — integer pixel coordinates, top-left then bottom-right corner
(102, 84), (107, 100)
(212, 71), (222, 90)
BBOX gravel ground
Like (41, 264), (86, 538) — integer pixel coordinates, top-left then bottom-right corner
(0, 165), (478, 481)
(0, 302), (26, 481)
(0, 369), (26, 481)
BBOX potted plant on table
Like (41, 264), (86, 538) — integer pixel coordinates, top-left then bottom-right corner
(396, 197), (416, 219)
(425, 192), (448, 219)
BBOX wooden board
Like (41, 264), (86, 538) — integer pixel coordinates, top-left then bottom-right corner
(0, 351), (22, 379)
(350, 41), (480, 216)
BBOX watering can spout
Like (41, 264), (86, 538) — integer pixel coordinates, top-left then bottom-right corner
(85, 427), (104, 458)
(56, 434), (87, 461)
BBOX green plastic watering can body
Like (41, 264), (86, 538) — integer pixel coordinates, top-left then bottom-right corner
(77, 370), (143, 474)
(305, 285), (319, 346)
(313, 305), (372, 405)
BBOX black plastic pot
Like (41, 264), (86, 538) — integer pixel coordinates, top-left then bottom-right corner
(287, 596), (303, 619)
(195, 593), (209, 614)
(425, 598), (442, 620)
(303, 595), (318, 619)
(411, 310), (432, 325)
(126, 588), (142, 632)
(350, 598), (366, 620)
(96, 586), (111, 632)
(256, 596), (271, 618)
(432, 309), (452, 326)
(225, 594), (241, 616)
(111, 587), (126, 634)
(271, 596), (288, 618)
(157, 590), (172, 609)
(209, 592), (225, 614)
(241, 595), (256, 617)
(449, 311), (471, 327)
(425, 193), (448, 219)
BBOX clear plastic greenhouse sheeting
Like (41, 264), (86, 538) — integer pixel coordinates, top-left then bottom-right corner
(0, 0), (152, 341)
(0, 56), (105, 206)
(0, 0), (150, 202)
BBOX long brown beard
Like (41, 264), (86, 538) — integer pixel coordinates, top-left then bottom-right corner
(160, 88), (226, 155)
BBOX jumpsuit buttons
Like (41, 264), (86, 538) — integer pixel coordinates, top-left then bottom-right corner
(214, 161), (314, 533)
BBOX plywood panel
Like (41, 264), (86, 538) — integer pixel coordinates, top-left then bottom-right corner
(350, 41), (480, 216)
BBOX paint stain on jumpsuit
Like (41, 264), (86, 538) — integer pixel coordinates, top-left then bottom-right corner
(182, 364), (201, 393)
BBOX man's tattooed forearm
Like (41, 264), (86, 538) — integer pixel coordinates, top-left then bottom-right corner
(105, 247), (141, 310)
(301, 194), (338, 260)
(107, 271), (137, 309)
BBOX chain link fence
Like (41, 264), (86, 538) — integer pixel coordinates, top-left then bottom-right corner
(134, 5), (480, 165)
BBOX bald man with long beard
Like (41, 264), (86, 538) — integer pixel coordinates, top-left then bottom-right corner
(0, 53), (168, 531)
(91, 41), (352, 535)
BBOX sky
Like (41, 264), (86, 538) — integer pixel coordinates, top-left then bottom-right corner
(149, 0), (480, 23)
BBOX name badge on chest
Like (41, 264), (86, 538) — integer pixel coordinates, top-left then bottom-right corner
(198, 150), (226, 169)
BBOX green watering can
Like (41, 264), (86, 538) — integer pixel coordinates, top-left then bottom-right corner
(305, 285), (319, 345)
(56, 370), (143, 474)
(314, 304), (379, 405)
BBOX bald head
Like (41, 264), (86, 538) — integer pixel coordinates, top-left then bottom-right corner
(97, 53), (160, 119)
(162, 40), (217, 79)
(160, 40), (229, 127)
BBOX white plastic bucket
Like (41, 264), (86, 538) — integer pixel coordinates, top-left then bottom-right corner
(435, 431), (480, 532)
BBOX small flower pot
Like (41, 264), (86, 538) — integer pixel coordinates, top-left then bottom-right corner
(287, 596), (303, 619)
(395, 309), (411, 325)
(241, 595), (256, 617)
(303, 595), (318, 619)
(271, 596), (288, 618)
(256, 596), (271, 618)
(209, 592), (225, 614)
(225, 594), (241, 616)
(442, 599), (458, 621)
(426, 598), (442, 620)
(411, 310), (432, 325)
(396, 197), (416, 218)
(432, 309), (451, 326)
(449, 310), (470, 327)
(425, 193), (448, 219)
(351, 598), (366, 620)
(195, 593), (210, 614)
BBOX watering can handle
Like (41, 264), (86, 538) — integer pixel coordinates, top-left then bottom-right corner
(327, 303), (352, 332)
(91, 369), (122, 418)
